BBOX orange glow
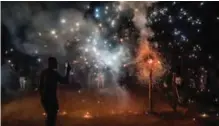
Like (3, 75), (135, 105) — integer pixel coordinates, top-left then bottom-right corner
(157, 60), (161, 64)
(148, 59), (153, 64)
(42, 112), (46, 116)
(111, 110), (115, 115)
(201, 113), (208, 118)
(136, 40), (166, 83)
(83, 112), (92, 119)
(61, 111), (67, 115)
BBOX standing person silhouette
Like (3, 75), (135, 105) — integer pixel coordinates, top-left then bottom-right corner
(39, 57), (71, 126)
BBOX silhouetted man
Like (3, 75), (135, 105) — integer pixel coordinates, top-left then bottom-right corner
(39, 57), (71, 126)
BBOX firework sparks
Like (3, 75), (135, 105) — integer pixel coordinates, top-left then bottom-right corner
(61, 18), (66, 24)
(136, 40), (166, 83)
(50, 30), (56, 35)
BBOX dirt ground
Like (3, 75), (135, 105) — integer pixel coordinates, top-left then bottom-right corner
(1, 87), (201, 126)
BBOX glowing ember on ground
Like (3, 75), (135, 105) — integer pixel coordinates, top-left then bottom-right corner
(128, 110), (132, 113)
(42, 112), (46, 116)
(83, 112), (92, 119)
(61, 111), (67, 116)
(78, 90), (81, 94)
(200, 113), (208, 118)
(134, 112), (139, 115)
(111, 110), (115, 115)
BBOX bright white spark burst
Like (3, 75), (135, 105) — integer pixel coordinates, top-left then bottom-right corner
(61, 18), (66, 24)
(111, 20), (115, 27)
(35, 50), (38, 54)
(200, 2), (204, 6)
(37, 58), (41, 62)
(38, 32), (42, 36)
(70, 28), (74, 32)
(10, 48), (14, 52)
(76, 22), (80, 27)
(30, 2), (208, 89)
(50, 30), (56, 35)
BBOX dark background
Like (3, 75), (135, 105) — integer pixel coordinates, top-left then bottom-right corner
(2, 1), (219, 72)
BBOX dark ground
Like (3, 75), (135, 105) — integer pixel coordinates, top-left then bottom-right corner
(1, 85), (218, 126)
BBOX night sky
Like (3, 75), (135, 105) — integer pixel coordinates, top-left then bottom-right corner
(2, 1), (219, 74)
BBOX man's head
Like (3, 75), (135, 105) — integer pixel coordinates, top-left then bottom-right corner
(48, 57), (58, 69)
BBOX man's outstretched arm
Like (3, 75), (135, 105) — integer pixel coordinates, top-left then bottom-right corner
(57, 72), (69, 84)
(57, 63), (71, 84)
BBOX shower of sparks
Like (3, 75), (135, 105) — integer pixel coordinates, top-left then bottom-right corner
(3, 1), (218, 93)
(136, 40), (167, 83)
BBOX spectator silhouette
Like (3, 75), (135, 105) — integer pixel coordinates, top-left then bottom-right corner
(39, 57), (71, 126)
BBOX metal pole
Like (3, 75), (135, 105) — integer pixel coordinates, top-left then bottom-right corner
(149, 68), (153, 112)
(172, 73), (177, 111)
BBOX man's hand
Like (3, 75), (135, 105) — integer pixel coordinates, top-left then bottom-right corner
(66, 63), (71, 73)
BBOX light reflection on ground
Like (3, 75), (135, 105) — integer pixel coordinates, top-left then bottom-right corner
(2, 88), (199, 126)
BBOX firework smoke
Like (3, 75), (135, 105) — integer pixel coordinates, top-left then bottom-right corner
(2, 2), (166, 110)
(119, 1), (155, 38)
(2, 2), (95, 60)
(119, 1), (167, 84)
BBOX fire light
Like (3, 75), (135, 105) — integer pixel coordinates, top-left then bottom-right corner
(61, 111), (67, 115)
(111, 110), (115, 115)
(148, 59), (153, 64)
(83, 112), (92, 119)
(78, 90), (81, 94)
(136, 40), (166, 83)
(201, 113), (208, 118)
